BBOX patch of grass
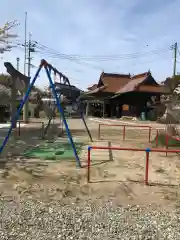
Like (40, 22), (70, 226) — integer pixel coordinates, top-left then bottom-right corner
(23, 142), (84, 160)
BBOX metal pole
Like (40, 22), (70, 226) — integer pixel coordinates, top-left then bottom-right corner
(145, 150), (150, 185)
(89, 145), (180, 153)
(27, 33), (32, 78)
(173, 42), (177, 77)
(98, 124), (100, 140)
(80, 110), (93, 142)
(148, 127), (151, 143)
(103, 101), (105, 118)
(85, 101), (89, 117)
(24, 12), (27, 75)
(165, 134), (169, 156)
(99, 123), (150, 128)
(156, 130), (159, 147)
(16, 57), (20, 71)
(41, 122), (44, 139)
(76, 100), (93, 142)
(87, 146), (180, 185)
(0, 64), (42, 154)
(23, 32), (31, 123)
(87, 147), (91, 182)
(99, 123), (150, 141)
(123, 125), (126, 140)
(45, 66), (81, 168)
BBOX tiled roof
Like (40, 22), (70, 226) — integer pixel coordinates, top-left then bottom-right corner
(131, 72), (149, 79)
(85, 85), (107, 95)
(87, 84), (97, 91)
(85, 71), (166, 96)
(98, 72), (131, 93)
(116, 72), (151, 94)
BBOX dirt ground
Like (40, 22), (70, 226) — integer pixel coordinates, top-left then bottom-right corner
(0, 117), (180, 209)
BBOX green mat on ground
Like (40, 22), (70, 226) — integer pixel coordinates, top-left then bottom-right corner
(23, 142), (84, 160)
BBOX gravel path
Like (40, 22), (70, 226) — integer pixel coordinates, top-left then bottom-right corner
(0, 199), (180, 239)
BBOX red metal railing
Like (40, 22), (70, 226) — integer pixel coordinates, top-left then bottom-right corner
(155, 129), (180, 156)
(87, 146), (180, 185)
(98, 123), (152, 142)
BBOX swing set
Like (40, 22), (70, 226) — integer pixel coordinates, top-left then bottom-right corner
(0, 59), (93, 168)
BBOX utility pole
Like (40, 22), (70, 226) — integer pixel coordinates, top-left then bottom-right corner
(24, 12), (27, 75)
(23, 33), (36, 122)
(27, 33), (36, 77)
(27, 33), (32, 78)
(16, 57), (20, 71)
(23, 32), (31, 123)
(173, 42), (177, 77)
(23, 11), (28, 122)
(23, 33), (31, 123)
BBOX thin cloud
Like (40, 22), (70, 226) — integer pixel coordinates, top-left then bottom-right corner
(0, 0), (179, 90)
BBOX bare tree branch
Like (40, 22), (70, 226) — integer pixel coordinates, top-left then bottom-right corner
(0, 20), (19, 53)
(0, 21), (19, 35)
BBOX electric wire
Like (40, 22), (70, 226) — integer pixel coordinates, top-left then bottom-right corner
(16, 40), (175, 74)
(35, 42), (172, 61)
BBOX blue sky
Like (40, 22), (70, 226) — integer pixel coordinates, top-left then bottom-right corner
(0, 0), (180, 90)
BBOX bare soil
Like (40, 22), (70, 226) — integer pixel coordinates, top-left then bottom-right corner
(0, 118), (180, 209)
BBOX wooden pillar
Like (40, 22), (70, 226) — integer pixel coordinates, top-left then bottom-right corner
(103, 101), (105, 118)
(86, 101), (89, 117)
(11, 76), (17, 128)
(111, 100), (115, 117)
(111, 102), (113, 117)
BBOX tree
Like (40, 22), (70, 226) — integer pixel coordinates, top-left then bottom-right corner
(164, 75), (180, 94)
(158, 75), (180, 136)
(0, 20), (19, 53)
(31, 86), (46, 118)
(0, 74), (11, 122)
(0, 73), (11, 86)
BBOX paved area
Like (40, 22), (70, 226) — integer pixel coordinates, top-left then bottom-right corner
(0, 123), (26, 129)
(89, 117), (166, 129)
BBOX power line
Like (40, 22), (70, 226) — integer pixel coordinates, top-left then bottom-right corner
(122, 56), (172, 69)
(34, 44), (103, 71)
(15, 40), (178, 89)
(35, 42), (172, 61)
(17, 36), (38, 76)
(177, 46), (180, 56)
(17, 39), (173, 63)
(16, 40), (175, 74)
(30, 41), (173, 74)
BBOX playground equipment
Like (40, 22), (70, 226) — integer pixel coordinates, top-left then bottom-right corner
(16, 120), (45, 139)
(0, 59), (93, 168)
(41, 96), (62, 138)
(154, 129), (180, 156)
(98, 123), (152, 142)
(87, 146), (180, 185)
